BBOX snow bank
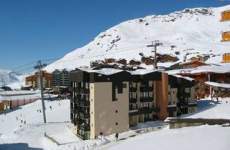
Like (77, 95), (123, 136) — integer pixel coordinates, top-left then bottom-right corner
(108, 125), (230, 150)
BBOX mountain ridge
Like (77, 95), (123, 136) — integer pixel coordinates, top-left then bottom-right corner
(45, 5), (230, 72)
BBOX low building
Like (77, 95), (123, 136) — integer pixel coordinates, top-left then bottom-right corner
(70, 68), (196, 140)
(52, 69), (70, 94)
(0, 91), (40, 112)
(25, 71), (52, 89)
(178, 64), (230, 98)
(0, 100), (10, 112)
(171, 60), (208, 70)
(168, 75), (197, 115)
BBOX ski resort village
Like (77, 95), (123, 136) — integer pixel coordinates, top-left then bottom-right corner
(1, 1), (230, 150)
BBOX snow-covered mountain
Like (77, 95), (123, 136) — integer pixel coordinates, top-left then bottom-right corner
(0, 69), (26, 89)
(0, 69), (20, 86)
(46, 5), (230, 72)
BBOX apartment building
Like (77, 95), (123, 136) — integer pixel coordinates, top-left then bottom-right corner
(52, 69), (70, 87)
(128, 70), (166, 126)
(25, 71), (52, 89)
(168, 75), (197, 116)
(70, 68), (196, 140)
(70, 69), (131, 139)
(52, 69), (71, 94)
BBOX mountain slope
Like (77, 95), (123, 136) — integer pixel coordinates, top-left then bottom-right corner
(46, 5), (230, 72)
(0, 69), (21, 87)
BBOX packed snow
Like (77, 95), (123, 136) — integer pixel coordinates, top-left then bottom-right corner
(0, 69), (23, 88)
(0, 97), (230, 150)
(0, 100), (72, 149)
(107, 125), (230, 150)
(184, 98), (230, 119)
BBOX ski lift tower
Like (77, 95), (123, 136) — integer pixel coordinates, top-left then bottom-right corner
(147, 40), (163, 69)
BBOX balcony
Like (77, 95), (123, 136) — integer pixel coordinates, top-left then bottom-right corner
(75, 94), (89, 101)
(140, 87), (153, 92)
(130, 87), (137, 92)
(78, 113), (90, 119)
(188, 100), (197, 107)
(76, 100), (90, 107)
(140, 97), (153, 102)
(129, 98), (137, 103)
(80, 88), (89, 93)
(129, 109), (139, 116)
(139, 107), (158, 114)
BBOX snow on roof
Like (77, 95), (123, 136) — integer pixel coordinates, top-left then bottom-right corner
(158, 61), (180, 68)
(78, 68), (124, 75)
(171, 74), (194, 81)
(93, 68), (124, 75)
(166, 68), (194, 75)
(0, 93), (41, 101)
(78, 67), (124, 75)
(0, 90), (39, 96)
(191, 64), (230, 74)
(167, 64), (230, 75)
(129, 69), (161, 75)
(205, 81), (230, 89)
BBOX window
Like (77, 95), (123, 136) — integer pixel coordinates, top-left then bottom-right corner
(85, 82), (89, 89)
(122, 83), (127, 88)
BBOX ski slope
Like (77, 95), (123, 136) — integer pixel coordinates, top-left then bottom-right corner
(1, 98), (230, 150)
(46, 5), (230, 72)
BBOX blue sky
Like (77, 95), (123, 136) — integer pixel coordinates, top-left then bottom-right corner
(0, 0), (229, 71)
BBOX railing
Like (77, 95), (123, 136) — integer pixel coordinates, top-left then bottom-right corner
(140, 87), (153, 92)
(140, 97), (153, 102)
(129, 98), (137, 103)
(130, 87), (137, 92)
(76, 100), (90, 107)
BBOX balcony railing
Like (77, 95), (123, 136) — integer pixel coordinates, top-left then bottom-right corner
(129, 98), (137, 103)
(140, 97), (153, 102)
(139, 107), (158, 114)
(140, 87), (153, 92)
(76, 100), (90, 107)
(130, 87), (137, 92)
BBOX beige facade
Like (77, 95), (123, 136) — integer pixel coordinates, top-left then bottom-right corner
(90, 82), (129, 139)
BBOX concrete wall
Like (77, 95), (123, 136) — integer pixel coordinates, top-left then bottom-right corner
(90, 82), (129, 139)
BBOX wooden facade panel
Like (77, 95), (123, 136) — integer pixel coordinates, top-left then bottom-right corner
(25, 71), (53, 88)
